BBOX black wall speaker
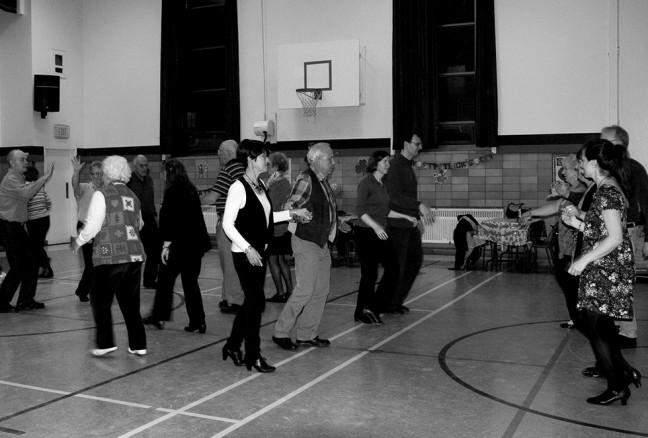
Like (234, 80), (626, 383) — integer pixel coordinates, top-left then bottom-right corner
(34, 74), (60, 118)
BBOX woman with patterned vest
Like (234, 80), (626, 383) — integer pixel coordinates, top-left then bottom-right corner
(72, 155), (147, 357)
(221, 140), (311, 373)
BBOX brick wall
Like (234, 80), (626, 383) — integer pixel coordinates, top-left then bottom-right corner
(171, 150), (559, 214)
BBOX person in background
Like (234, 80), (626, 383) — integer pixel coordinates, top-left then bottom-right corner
(71, 158), (103, 302)
(450, 214), (481, 271)
(562, 139), (640, 406)
(265, 152), (294, 303)
(221, 140), (311, 372)
(200, 140), (245, 314)
(127, 154), (160, 289)
(522, 154), (588, 328)
(0, 150), (54, 312)
(24, 166), (53, 278)
(354, 150), (417, 324)
(383, 133), (434, 314)
(143, 159), (211, 333)
(73, 155), (147, 357)
(272, 143), (337, 351)
(600, 125), (647, 349)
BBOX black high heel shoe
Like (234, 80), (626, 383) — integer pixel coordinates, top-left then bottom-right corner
(184, 323), (206, 334)
(628, 368), (642, 388)
(245, 356), (276, 373)
(586, 387), (631, 406)
(222, 346), (243, 366)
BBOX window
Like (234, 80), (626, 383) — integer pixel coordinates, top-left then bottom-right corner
(392, 0), (496, 149)
(435, 0), (476, 145)
(161, 0), (239, 155)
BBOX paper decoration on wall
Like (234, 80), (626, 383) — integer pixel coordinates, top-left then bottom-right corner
(354, 152), (495, 184)
(414, 152), (495, 184)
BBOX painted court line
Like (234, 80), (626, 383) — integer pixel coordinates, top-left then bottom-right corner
(155, 409), (239, 424)
(118, 272), (500, 437)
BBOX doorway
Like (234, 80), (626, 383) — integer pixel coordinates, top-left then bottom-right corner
(44, 148), (76, 244)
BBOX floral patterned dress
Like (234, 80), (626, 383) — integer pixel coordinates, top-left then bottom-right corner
(577, 185), (634, 320)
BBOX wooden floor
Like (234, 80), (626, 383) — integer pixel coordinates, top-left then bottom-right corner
(0, 245), (646, 437)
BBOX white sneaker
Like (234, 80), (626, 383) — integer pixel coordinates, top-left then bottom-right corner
(128, 348), (147, 356)
(91, 346), (118, 357)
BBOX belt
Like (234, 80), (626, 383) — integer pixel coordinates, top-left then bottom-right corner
(627, 222), (640, 228)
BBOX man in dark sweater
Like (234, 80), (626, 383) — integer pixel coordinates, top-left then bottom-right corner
(383, 134), (434, 313)
(127, 155), (159, 289)
(601, 125), (648, 348)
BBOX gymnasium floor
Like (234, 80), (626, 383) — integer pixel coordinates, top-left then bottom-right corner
(0, 245), (646, 438)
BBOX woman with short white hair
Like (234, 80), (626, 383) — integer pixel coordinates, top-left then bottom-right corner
(72, 155), (147, 357)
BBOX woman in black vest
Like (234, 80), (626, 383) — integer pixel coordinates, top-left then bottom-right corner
(221, 140), (311, 372)
(142, 159), (211, 333)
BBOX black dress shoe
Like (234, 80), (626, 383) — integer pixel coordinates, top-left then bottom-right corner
(354, 309), (382, 325)
(222, 345), (244, 366)
(617, 334), (637, 349)
(582, 366), (602, 378)
(142, 316), (165, 330)
(399, 305), (410, 313)
(628, 368), (642, 388)
(184, 323), (206, 334)
(296, 336), (330, 348)
(272, 336), (297, 350)
(586, 387), (630, 405)
(219, 300), (240, 314)
(266, 293), (289, 303)
(0, 303), (16, 313)
(16, 300), (45, 310)
(559, 320), (574, 329)
(245, 356), (276, 373)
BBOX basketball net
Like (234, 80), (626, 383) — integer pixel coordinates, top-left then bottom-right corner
(296, 89), (322, 117)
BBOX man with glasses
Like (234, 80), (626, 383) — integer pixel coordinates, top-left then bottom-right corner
(128, 154), (160, 289)
(273, 143), (337, 350)
(383, 134), (434, 313)
(0, 150), (54, 312)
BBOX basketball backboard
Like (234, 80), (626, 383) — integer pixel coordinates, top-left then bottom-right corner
(277, 39), (360, 109)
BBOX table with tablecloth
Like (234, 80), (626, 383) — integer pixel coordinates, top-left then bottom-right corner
(476, 218), (541, 271)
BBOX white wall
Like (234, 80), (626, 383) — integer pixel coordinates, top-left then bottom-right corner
(496, 0), (610, 135)
(619, 0), (648, 168)
(31, 0), (83, 149)
(0, 1), (33, 147)
(238, 0), (392, 143)
(82, 0), (161, 148)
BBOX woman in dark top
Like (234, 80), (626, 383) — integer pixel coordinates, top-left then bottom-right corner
(354, 150), (416, 324)
(222, 140), (311, 373)
(143, 159), (211, 333)
(563, 139), (640, 405)
(265, 152), (293, 303)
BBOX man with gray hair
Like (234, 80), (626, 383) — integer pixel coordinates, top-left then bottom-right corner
(273, 142), (337, 350)
(127, 154), (159, 289)
(200, 139), (245, 314)
(600, 125), (648, 348)
(0, 150), (54, 312)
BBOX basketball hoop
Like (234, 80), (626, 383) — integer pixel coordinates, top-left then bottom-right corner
(296, 88), (323, 117)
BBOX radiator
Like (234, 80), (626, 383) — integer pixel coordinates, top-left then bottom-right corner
(202, 205), (218, 234)
(423, 208), (504, 243)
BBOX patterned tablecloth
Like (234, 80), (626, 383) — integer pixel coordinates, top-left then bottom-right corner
(477, 218), (531, 247)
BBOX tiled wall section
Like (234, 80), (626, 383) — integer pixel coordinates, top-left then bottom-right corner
(171, 151), (557, 213)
